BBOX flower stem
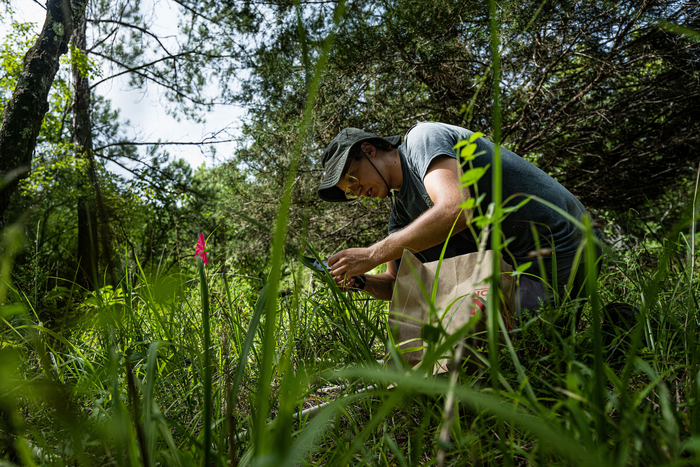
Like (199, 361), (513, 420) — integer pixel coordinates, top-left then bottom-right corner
(197, 258), (212, 466)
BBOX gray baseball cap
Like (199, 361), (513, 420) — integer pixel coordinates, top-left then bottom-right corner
(318, 128), (401, 202)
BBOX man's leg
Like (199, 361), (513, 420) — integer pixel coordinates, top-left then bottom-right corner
(515, 275), (548, 316)
(515, 244), (602, 319)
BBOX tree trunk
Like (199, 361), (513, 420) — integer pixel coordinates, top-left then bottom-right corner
(72, 13), (98, 288)
(72, 12), (116, 289)
(0, 0), (89, 225)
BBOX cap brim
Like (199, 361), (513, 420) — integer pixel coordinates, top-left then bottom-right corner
(317, 134), (401, 202)
(319, 185), (353, 202)
(318, 145), (354, 202)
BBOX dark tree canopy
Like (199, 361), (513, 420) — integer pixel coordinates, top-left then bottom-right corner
(1, 0), (698, 282)
(217, 0), (699, 254)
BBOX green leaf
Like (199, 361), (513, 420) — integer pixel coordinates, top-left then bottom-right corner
(460, 197), (476, 211)
(461, 143), (478, 160)
(473, 215), (490, 228)
(460, 165), (490, 187)
(421, 323), (441, 344)
(512, 261), (533, 276)
(469, 131), (484, 142)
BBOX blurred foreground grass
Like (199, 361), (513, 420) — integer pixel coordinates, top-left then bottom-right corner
(0, 225), (699, 466)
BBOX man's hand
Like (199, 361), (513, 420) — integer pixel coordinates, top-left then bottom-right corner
(328, 247), (377, 279)
(330, 260), (397, 301)
(333, 275), (360, 292)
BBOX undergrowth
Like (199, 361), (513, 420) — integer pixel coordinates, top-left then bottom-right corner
(0, 226), (698, 466)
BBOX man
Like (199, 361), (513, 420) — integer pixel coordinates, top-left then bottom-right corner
(318, 122), (597, 312)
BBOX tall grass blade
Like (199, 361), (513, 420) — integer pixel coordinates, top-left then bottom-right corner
(231, 284), (268, 399)
(197, 258), (212, 465)
(431, 209), (465, 303)
(252, 3), (346, 456)
(487, 0), (503, 394)
(126, 358), (150, 467)
(487, 1), (508, 462)
(584, 216), (606, 443)
(338, 366), (610, 467)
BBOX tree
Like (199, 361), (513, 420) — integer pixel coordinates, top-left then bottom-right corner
(72, 12), (107, 287)
(0, 2), (224, 309)
(499, 1), (700, 211)
(221, 0), (699, 249)
(0, 0), (89, 224)
(74, 0), (256, 280)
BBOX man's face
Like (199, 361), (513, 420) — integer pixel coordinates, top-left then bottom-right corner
(336, 153), (388, 200)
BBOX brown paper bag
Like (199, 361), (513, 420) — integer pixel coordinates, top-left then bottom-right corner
(388, 249), (516, 372)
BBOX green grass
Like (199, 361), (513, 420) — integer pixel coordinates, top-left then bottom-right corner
(0, 215), (698, 466)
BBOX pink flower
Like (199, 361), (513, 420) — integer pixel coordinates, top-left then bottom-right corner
(195, 234), (209, 264)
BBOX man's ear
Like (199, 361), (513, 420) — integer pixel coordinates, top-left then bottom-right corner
(361, 141), (376, 157)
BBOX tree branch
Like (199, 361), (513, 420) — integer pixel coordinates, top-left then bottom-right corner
(93, 138), (236, 152)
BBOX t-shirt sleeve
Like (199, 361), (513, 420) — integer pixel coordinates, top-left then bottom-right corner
(403, 122), (471, 180)
(388, 207), (406, 234)
(388, 208), (399, 234)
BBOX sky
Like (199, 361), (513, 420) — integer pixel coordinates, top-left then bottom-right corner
(1, 0), (244, 172)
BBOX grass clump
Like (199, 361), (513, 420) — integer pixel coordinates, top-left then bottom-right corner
(0, 217), (698, 466)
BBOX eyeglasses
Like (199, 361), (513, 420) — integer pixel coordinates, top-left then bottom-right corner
(342, 156), (361, 200)
(342, 153), (396, 205)
(344, 173), (360, 199)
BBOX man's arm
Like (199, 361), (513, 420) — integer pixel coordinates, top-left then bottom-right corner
(335, 260), (397, 301)
(328, 155), (470, 278)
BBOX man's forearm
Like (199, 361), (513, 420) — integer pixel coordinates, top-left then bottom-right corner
(368, 205), (468, 268)
(328, 154), (470, 279)
(328, 206), (468, 279)
(363, 272), (396, 301)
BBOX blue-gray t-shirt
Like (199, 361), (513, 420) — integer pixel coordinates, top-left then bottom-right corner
(388, 122), (588, 271)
